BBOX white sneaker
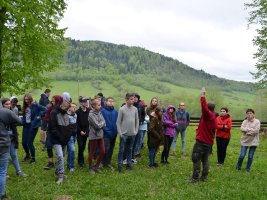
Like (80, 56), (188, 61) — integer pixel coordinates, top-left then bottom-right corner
(56, 177), (64, 185)
(123, 159), (127, 165)
(70, 168), (75, 173)
(131, 159), (137, 164)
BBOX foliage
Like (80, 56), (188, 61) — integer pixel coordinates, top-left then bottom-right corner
(6, 127), (267, 199)
(246, 0), (267, 88)
(0, 0), (67, 97)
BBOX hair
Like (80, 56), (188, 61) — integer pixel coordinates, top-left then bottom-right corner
(246, 108), (255, 114)
(97, 92), (103, 97)
(11, 98), (18, 104)
(44, 95), (63, 122)
(125, 92), (135, 100)
(207, 102), (215, 111)
(105, 97), (113, 102)
(220, 106), (228, 113)
(1, 98), (10, 107)
(91, 98), (100, 108)
(167, 105), (176, 120)
(148, 97), (158, 110)
(44, 89), (51, 93)
(22, 94), (33, 112)
(154, 106), (163, 120)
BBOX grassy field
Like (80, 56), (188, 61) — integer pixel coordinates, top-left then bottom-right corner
(24, 80), (257, 120)
(6, 127), (267, 200)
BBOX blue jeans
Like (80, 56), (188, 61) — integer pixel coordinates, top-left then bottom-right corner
(10, 141), (21, 173)
(103, 136), (117, 166)
(148, 148), (156, 165)
(172, 127), (186, 153)
(67, 136), (76, 169)
(22, 124), (39, 160)
(118, 135), (135, 166)
(236, 146), (257, 171)
(133, 130), (146, 156)
(0, 150), (10, 197)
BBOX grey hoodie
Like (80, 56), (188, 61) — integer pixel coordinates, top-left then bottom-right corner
(88, 109), (106, 140)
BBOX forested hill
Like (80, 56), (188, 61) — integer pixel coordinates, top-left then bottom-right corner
(55, 39), (255, 93)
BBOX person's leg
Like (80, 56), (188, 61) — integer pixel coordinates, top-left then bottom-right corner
(77, 134), (87, 166)
(165, 136), (173, 162)
(135, 130), (145, 156)
(0, 151), (10, 198)
(181, 129), (186, 154)
(107, 136), (116, 165)
(216, 137), (223, 164)
(88, 140), (97, 168)
(126, 135), (136, 168)
(201, 144), (211, 180)
(45, 130), (54, 163)
(236, 146), (248, 170)
(171, 129), (178, 152)
(67, 136), (75, 169)
(95, 139), (105, 167)
(191, 142), (202, 180)
(221, 138), (230, 164)
(54, 144), (64, 177)
(22, 124), (31, 159)
(28, 128), (39, 162)
(118, 135), (126, 172)
(103, 137), (110, 166)
(132, 131), (140, 158)
(246, 146), (257, 172)
(161, 135), (168, 162)
(9, 141), (21, 173)
(148, 148), (154, 166)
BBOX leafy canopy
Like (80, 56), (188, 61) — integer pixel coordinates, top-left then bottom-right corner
(0, 0), (67, 97)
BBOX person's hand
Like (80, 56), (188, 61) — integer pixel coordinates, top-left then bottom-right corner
(201, 87), (206, 96)
(80, 131), (86, 136)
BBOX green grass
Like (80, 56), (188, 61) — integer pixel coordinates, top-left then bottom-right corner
(6, 127), (267, 200)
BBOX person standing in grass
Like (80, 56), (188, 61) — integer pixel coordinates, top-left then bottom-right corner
(188, 87), (216, 183)
(215, 107), (232, 166)
(146, 97), (159, 118)
(88, 99), (106, 174)
(236, 109), (260, 172)
(117, 93), (139, 173)
(147, 106), (164, 167)
(161, 105), (177, 164)
(67, 103), (77, 173)
(76, 96), (90, 168)
(50, 92), (73, 184)
(21, 94), (47, 164)
(101, 97), (118, 168)
(171, 102), (190, 156)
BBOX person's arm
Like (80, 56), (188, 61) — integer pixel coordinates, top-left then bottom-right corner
(247, 119), (261, 136)
(116, 108), (123, 136)
(38, 103), (47, 117)
(186, 111), (190, 126)
(88, 113), (105, 130)
(49, 110), (61, 141)
(224, 118), (232, 131)
(135, 108), (139, 134)
(149, 118), (160, 139)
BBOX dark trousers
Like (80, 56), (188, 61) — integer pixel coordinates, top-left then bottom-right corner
(161, 135), (173, 162)
(191, 140), (211, 180)
(77, 134), (88, 166)
(22, 124), (38, 160)
(216, 137), (230, 164)
(103, 136), (117, 166)
(88, 139), (105, 168)
(45, 130), (53, 158)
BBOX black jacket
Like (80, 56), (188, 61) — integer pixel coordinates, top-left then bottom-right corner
(76, 107), (90, 136)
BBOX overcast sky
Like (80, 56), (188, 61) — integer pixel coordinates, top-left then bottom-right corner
(60, 0), (257, 82)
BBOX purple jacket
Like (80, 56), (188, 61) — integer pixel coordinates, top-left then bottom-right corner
(163, 105), (177, 137)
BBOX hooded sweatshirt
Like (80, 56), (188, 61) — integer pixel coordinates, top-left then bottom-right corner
(163, 105), (178, 137)
(88, 108), (106, 140)
(216, 114), (232, 139)
(101, 106), (118, 138)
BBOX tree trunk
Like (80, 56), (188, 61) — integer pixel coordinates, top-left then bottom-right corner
(0, 7), (7, 98)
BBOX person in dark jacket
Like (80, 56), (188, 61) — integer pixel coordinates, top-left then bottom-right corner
(39, 89), (51, 146)
(188, 87), (216, 183)
(0, 105), (21, 199)
(49, 92), (73, 184)
(76, 96), (90, 167)
(101, 97), (118, 168)
(21, 94), (47, 163)
(147, 106), (164, 168)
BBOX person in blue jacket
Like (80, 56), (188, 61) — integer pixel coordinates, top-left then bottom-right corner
(21, 94), (47, 163)
(101, 97), (118, 168)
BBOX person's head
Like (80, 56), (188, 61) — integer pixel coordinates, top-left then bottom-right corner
(134, 93), (140, 103)
(79, 96), (88, 108)
(105, 97), (114, 107)
(1, 98), (11, 110)
(207, 102), (215, 111)
(220, 107), (228, 117)
(52, 95), (63, 107)
(246, 108), (255, 120)
(97, 92), (103, 97)
(91, 98), (101, 111)
(61, 92), (71, 111)
(10, 96), (18, 107)
(44, 89), (51, 97)
(23, 94), (33, 111)
(68, 103), (77, 114)
(154, 106), (163, 119)
(150, 97), (158, 108)
(125, 93), (135, 106)
(179, 102), (185, 111)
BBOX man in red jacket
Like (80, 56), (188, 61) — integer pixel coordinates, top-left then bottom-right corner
(188, 87), (216, 183)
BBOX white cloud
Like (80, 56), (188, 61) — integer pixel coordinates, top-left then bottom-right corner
(60, 0), (258, 82)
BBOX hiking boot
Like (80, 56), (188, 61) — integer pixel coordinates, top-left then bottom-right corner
(16, 171), (28, 177)
(164, 161), (170, 164)
(22, 155), (31, 162)
(200, 176), (208, 182)
(56, 177), (64, 185)
(44, 162), (54, 170)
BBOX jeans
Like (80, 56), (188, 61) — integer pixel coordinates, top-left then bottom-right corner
(191, 140), (211, 180)
(161, 135), (173, 162)
(103, 136), (117, 166)
(0, 151), (9, 197)
(88, 139), (105, 168)
(133, 130), (146, 156)
(67, 136), (76, 169)
(22, 124), (38, 161)
(10, 141), (21, 173)
(216, 137), (230, 164)
(118, 135), (135, 166)
(236, 146), (257, 171)
(172, 127), (186, 153)
(46, 129), (53, 159)
(149, 148), (157, 165)
(77, 134), (88, 166)
(54, 144), (66, 178)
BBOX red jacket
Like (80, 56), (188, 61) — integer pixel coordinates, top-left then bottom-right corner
(195, 96), (216, 145)
(215, 114), (232, 139)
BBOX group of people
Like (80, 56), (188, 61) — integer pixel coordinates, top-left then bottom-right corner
(0, 87), (261, 199)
